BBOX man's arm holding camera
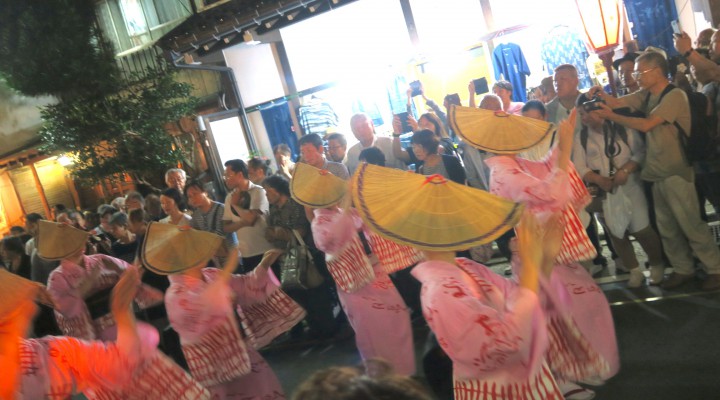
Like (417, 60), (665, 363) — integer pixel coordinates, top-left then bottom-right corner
(586, 86), (664, 133)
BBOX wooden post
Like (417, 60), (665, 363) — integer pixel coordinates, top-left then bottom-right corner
(29, 162), (52, 219)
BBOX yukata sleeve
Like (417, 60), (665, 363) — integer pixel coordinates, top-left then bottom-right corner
(167, 280), (233, 344)
(96, 255), (163, 309)
(44, 323), (159, 394)
(47, 269), (95, 340)
(485, 154), (571, 212)
(424, 284), (547, 380)
(228, 266), (278, 306)
(311, 209), (358, 256)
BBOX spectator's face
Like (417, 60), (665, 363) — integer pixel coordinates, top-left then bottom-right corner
(100, 213), (113, 229)
(264, 186), (281, 205)
(185, 186), (207, 208)
(579, 106), (604, 129)
(223, 166), (246, 190)
(300, 144), (324, 168)
(412, 143), (429, 161)
(248, 166), (264, 184)
(351, 116), (375, 144)
(553, 69), (579, 98)
(418, 117), (436, 134)
(110, 223), (127, 238)
(160, 195), (179, 215)
(166, 171), (186, 191)
(128, 220), (146, 235)
(633, 60), (659, 90)
(327, 139), (346, 162)
(492, 87), (511, 103)
(25, 221), (38, 236)
(522, 109), (545, 121)
(275, 151), (291, 167)
(125, 198), (143, 212)
(618, 61), (637, 90)
(710, 32), (720, 63)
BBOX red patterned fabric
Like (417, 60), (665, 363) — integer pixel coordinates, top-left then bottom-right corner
(367, 232), (425, 275)
(182, 315), (251, 387)
(89, 353), (210, 400)
(238, 289), (306, 349)
(556, 206), (596, 265)
(454, 363), (562, 400)
(326, 236), (376, 293)
(545, 316), (610, 382)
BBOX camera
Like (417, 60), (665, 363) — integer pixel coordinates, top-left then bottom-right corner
(473, 77), (489, 95)
(582, 96), (605, 112)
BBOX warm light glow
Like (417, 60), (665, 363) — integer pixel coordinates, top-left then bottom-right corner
(57, 155), (74, 167)
(576, 0), (621, 54)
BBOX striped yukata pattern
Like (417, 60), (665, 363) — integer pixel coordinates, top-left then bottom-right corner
(238, 289), (306, 349)
(367, 232), (425, 275)
(182, 315), (251, 387)
(326, 236), (376, 293)
(545, 316), (610, 382)
(454, 363), (562, 400)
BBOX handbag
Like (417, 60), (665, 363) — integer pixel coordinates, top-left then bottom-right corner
(280, 229), (324, 290)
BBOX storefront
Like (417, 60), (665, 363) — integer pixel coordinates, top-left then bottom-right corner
(161, 0), (715, 179)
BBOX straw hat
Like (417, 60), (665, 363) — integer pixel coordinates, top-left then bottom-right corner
(37, 220), (89, 261)
(291, 162), (347, 208)
(351, 163), (524, 251)
(0, 269), (42, 318)
(448, 105), (554, 154)
(141, 222), (224, 275)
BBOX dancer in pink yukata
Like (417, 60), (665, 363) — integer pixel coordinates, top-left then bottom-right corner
(0, 266), (209, 400)
(351, 163), (564, 400)
(290, 162), (421, 376)
(142, 222), (305, 400)
(477, 111), (619, 399)
(39, 221), (164, 341)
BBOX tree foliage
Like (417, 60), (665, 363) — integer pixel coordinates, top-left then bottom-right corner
(0, 1), (200, 184)
(39, 65), (199, 183)
(0, 0), (120, 98)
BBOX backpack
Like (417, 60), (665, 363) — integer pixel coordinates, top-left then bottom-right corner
(649, 84), (718, 164)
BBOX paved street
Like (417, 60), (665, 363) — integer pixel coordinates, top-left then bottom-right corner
(261, 230), (720, 399)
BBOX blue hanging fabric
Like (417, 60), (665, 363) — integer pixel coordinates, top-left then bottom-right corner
(624, 0), (679, 56)
(260, 102), (299, 161)
(492, 43), (531, 102)
(540, 25), (594, 90)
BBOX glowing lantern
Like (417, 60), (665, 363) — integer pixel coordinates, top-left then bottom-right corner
(576, 0), (622, 94)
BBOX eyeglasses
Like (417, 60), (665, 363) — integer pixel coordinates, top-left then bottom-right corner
(631, 67), (657, 79)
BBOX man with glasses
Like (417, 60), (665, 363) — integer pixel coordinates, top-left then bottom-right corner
(325, 133), (348, 163)
(588, 51), (720, 291)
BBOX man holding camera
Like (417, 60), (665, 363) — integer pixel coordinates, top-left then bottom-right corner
(588, 51), (720, 291)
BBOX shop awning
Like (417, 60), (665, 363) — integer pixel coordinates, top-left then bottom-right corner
(157, 0), (358, 58)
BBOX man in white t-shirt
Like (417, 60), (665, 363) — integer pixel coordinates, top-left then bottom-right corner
(345, 113), (405, 174)
(222, 159), (274, 272)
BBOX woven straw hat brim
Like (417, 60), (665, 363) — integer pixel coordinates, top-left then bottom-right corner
(141, 222), (224, 275)
(449, 105), (554, 154)
(351, 163), (524, 251)
(291, 162), (347, 208)
(37, 220), (89, 261)
(0, 269), (42, 319)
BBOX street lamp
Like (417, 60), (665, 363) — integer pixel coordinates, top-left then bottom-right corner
(576, 0), (622, 95)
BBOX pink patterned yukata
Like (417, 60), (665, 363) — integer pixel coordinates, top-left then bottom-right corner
(15, 321), (209, 400)
(412, 258), (562, 400)
(485, 150), (619, 382)
(312, 208), (420, 376)
(166, 266), (305, 399)
(47, 254), (163, 341)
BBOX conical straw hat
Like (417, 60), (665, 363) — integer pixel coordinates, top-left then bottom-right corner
(141, 222), (224, 275)
(449, 105), (554, 154)
(351, 163), (524, 251)
(291, 162), (347, 208)
(0, 269), (42, 318)
(37, 220), (90, 261)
